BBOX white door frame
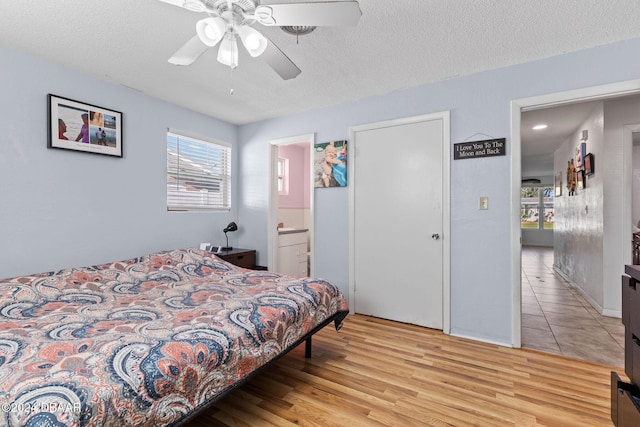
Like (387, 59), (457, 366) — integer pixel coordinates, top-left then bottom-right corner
(510, 79), (640, 347)
(624, 124), (640, 264)
(268, 133), (316, 274)
(348, 111), (451, 334)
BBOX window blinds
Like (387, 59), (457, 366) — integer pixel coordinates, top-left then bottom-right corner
(167, 132), (231, 211)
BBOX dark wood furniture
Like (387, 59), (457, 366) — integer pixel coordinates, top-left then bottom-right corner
(216, 247), (267, 270)
(216, 248), (256, 268)
(612, 264), (640, 426)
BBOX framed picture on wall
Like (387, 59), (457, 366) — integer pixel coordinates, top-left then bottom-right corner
(584, 153), (594, 175)
(577, 169), (586, 190)
(575, 141), (586, 170)
(48, 94), (123, 157)
(554, 171), (562, 196)
(314, 140), (347, 188)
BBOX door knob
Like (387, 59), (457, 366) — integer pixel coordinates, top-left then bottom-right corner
(432, 233), (440, 240)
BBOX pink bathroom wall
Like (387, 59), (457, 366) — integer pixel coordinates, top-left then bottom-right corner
(278, 144), (310, 209)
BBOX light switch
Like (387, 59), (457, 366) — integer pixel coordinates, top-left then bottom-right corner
(479, 196), (488, 210)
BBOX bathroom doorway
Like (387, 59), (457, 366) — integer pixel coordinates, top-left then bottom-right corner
(268, 134), (315, 276)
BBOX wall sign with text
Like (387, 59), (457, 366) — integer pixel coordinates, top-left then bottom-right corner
(454, 138), (506, 160)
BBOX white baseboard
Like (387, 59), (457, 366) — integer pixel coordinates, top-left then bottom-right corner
(553, 266), (621, 319)
(450, 329), (513, 348)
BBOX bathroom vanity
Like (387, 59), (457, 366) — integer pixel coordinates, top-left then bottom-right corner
(278, 228), (309, 277)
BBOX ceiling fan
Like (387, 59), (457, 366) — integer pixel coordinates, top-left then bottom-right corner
(159, 0), (362, 80)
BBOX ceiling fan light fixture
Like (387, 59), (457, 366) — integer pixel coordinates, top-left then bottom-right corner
(196, 17), (227, 47)
(254, 6), (276, 25)
(238, 26), (268, 57)
(217, 33), (239, 68)
(167, 0), (362, 80)
(281, 26), (316, 36)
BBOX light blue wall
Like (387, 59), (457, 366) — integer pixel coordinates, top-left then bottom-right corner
(4, 35), (640, 346)
(0, 45), (239, 279)
(238, 37), (640, 345)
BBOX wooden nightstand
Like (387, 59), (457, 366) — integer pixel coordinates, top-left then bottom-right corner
(216, 248), (262, 269)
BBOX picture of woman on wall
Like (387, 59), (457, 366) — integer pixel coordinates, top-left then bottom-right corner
(75, 113), (89, 143)
(49, 94), (123, 157)
(57, 104), (90, 144)
(58, 119), (68, 140)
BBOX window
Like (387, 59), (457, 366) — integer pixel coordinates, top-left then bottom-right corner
(277, 157), (289, 195)
(542, 187), (554, 229)
(521, 186), (554, 230)
(167, 131), (231, 211)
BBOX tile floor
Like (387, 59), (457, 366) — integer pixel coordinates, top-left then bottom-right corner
(521, 246), (625, 367)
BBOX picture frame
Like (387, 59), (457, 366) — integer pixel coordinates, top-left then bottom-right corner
(314, 140), (348, 188)
(48, 94), (123, 157)
(584, 153), (594, 175)
(554, 171), (562, 197)
(577, 169), (586, 190)
(575, 141), (586, 170)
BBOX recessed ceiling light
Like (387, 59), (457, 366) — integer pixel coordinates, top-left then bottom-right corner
(532, 124), (548, 130)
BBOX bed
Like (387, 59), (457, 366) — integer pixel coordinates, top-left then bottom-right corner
(0, 248), (348, 426)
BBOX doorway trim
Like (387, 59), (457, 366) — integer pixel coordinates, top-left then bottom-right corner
(511, 79), (640, 347)
(623, 123), (639, 283)
(348, 111), (451, 334)
(268, 133), (315, 274)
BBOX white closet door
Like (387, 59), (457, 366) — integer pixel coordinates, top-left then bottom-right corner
(353, 117), (444, 329)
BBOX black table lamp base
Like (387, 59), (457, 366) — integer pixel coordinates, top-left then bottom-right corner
(221, 233), (232, 251)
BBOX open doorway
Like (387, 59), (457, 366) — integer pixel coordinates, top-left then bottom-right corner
(632, 131), (640, 241)
(512, 80), (640, 366)
(268, 134), (315, 276)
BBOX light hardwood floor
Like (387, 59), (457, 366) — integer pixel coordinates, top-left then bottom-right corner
(187, 314), (618, 426)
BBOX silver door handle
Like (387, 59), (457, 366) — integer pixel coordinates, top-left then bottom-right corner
(432, 233), (440, 240)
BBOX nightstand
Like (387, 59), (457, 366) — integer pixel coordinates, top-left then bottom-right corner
(216, 248), (263, 269)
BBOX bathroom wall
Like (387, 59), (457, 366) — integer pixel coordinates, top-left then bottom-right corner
(278, 144), (310, 230)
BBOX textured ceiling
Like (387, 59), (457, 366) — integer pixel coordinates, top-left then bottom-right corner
(2, 0), (640, 125)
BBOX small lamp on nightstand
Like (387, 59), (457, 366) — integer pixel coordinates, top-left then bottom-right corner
(222, 221), (237, 250)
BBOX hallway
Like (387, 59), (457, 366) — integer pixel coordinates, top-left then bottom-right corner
(521, 246), (624, 367)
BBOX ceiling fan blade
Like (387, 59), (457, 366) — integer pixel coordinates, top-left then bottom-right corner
(168, 35), (209, 65)
(261, 38), (301, 80)
(157, 0), (187, 9)
(255, 1), (362, 27)
(157, 0), (210, 13)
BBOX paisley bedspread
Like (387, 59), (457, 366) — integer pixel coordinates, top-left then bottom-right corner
(0, 248), (348, 426)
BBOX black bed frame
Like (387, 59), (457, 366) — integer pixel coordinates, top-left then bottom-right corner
(175, 310), (349, 426)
